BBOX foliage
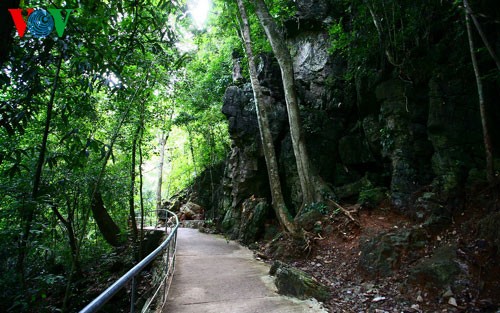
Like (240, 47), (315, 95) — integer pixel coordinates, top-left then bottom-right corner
(157, 1), (234, 198)
(327, 0), (464, 81)
(0, 0), (190, 311)
(266, 0), (296, 24)
(358, 187), (388, 207)
(302, 202), (329, 215)
(0, 0), (245, 308)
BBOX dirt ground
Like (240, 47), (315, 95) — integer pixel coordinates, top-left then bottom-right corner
(257, 195), (500, 313)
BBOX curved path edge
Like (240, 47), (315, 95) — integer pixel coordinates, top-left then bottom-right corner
(163, 228), (327, 313)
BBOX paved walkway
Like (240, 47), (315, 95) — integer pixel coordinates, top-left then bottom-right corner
(163, 228), (326, 313)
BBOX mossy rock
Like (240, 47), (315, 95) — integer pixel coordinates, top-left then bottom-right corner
(409, 245), (460, 289)
(358, 187), (388, 207)
(295, 209), (323, 231)
(359, 232), (405, 277)
(270, 261), (330, 302)
(478, 212), (500, 254)
(334, 175), (371, 199)
(359, 228), (429, 277)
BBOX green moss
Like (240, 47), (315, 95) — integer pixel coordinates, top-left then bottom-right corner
(272, 261), (330, 302)
(358, 187), (388, 206)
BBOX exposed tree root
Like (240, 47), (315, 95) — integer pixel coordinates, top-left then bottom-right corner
(328, 199), (361, 227)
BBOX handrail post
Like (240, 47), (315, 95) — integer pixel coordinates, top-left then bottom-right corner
(130, 277), (136, 313)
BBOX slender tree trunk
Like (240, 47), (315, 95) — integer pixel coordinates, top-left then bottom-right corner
(129, 124), (141, 241)
(17, 55), (63, 287)
(236, 0), (296, 234)
(253, 0), (334, 209)
(465, 3), (495, 182)
(187, 128), (197, 177)
(156, 131), (169, 212)
(139, 134), (146, 258)
(464, 0), (500, 71)
(51, 205), (79, 271)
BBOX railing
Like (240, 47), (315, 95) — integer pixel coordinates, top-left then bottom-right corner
(136, 209), (168, 229)
(80, 210), (179, 313)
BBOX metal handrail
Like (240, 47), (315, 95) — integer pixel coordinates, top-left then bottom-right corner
(136, 209), (168, 229)
(80, 210), (179, 313)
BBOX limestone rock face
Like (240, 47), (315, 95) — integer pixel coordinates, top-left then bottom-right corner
(222, 84), (258, 144)
(290, 32), (331, 83)
(238, 198), (269, 244)
(375, 79), (434, 208)
(220, 54), (287, 241)
(427, 77), (482, 197)
(294, 0), (331, 22)
(217, 0), (498, 241)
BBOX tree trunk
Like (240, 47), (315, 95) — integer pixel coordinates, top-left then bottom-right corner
(464, 2), (495, 183)
(252, 0), (333, 209)
(129, 124), (141, 241)
(139, 136), (146, 258)
(51, 205), (79, 272)
(17, 54), (63, 286)
(187, 128), (197, 177)
(91, 191), (124, 247)
(236, 0), (296, 235)
(464, 0), (500, 71)
(156, 131), (169, 212)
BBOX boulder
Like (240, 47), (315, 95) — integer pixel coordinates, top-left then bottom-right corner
(221, 205), (241, 240)
(409, 245), (460, 290)
(478, 212), (500, 257)
(359, 228), (428, 278)
(270, 261), (330, 302)
(179, 202), (204, 220)
(334, 176), (371, 200)
(295, 209), (323, 232)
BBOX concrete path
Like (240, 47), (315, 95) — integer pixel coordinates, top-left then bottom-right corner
(163, 228), (327, 313)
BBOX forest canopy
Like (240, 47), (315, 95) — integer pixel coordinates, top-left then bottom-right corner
(0, 0), (236, 310)
(0, 0), (499, 311)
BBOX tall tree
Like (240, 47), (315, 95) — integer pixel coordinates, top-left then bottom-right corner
(464, 0), (500, 71)
(129, 123), (141, 241)
(156, 131), (169, 211)
(156, 111), (173, 213)
(236, 0), (297, 234)
(252, 0), (333, 209)
(464, 0), (494, 183)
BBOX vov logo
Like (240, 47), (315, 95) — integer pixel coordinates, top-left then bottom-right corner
(8, 8), (74, 38)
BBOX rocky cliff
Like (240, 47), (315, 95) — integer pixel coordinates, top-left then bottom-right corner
(216, 0), (499, 243)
